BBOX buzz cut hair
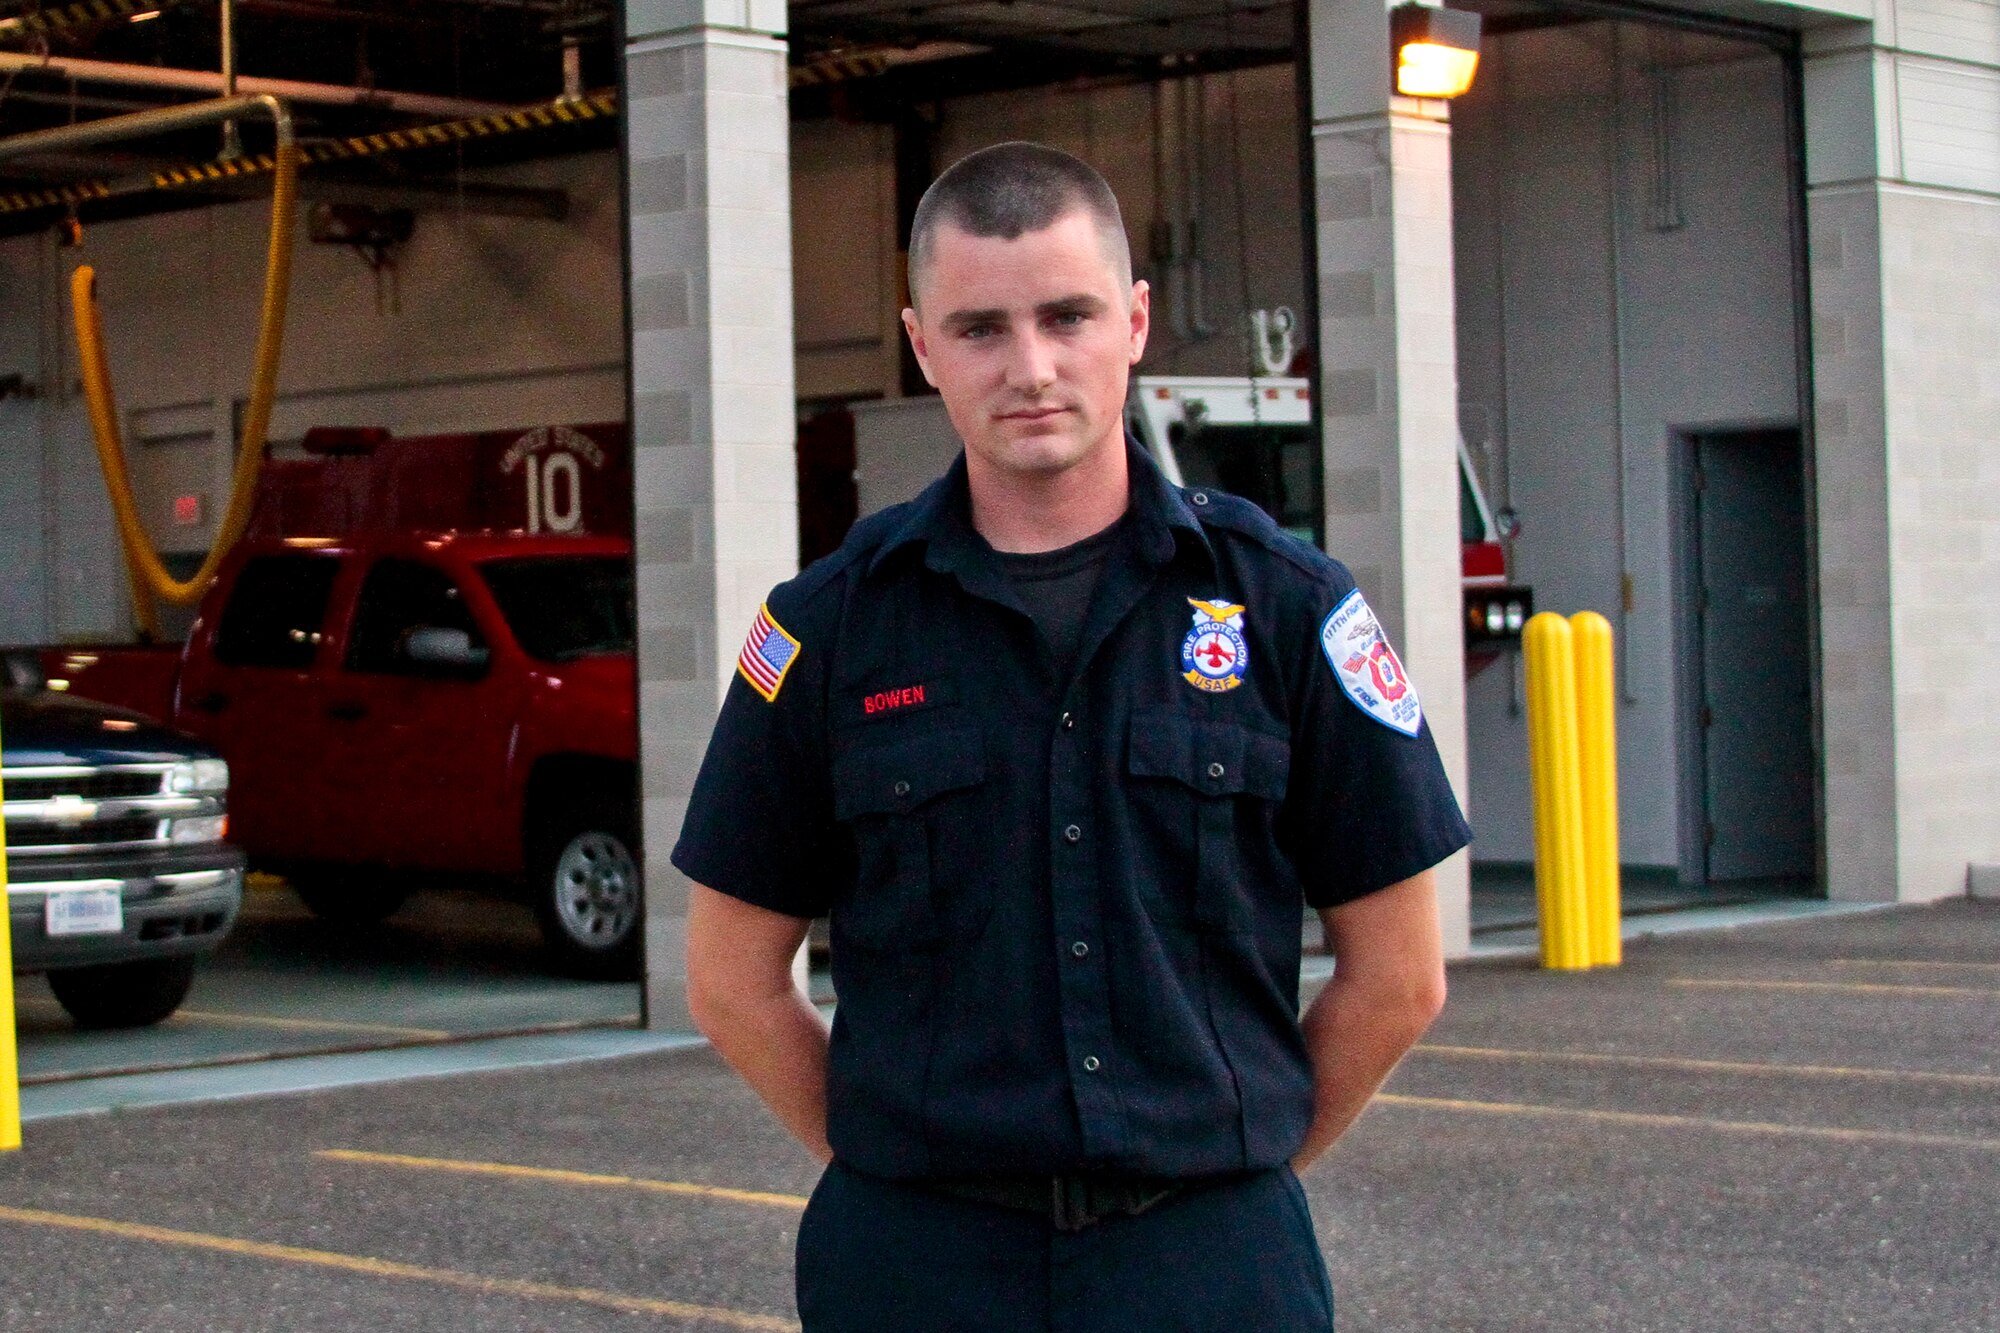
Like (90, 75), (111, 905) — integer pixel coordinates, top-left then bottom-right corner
(907, 141), (1132, 310)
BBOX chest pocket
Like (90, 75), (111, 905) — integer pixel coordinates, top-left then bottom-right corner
(832, 725), (988, 951)
(1127, 710), (1291, 935)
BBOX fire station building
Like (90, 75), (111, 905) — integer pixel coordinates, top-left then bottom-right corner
(1, 0), (1993, 1034)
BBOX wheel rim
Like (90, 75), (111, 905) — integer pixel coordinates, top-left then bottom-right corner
(551, 830), (639, 948)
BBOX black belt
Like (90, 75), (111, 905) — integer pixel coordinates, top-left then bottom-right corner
(921, 1172), (1191, 1233)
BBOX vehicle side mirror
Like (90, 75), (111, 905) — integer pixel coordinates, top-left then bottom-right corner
(402, 626), (489, 672)
(3, 649), (47, 694)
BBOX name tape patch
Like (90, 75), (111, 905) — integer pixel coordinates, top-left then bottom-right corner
(1320, 589), (1423, 736)
(862, 684), (928, 717)
(737, 602), (801, 702)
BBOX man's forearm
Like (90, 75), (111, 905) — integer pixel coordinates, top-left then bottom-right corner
(686, 887), (834, 1162)
(697, 984), (834, 1162)
(1289, 872), (1448, 1171)
(1289, 974), (1438, 1170)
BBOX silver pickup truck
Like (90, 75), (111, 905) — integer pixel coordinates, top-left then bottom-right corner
(5, 654), (245, 1029)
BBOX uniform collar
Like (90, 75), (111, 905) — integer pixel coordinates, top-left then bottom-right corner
(867, 430), (1212, 580)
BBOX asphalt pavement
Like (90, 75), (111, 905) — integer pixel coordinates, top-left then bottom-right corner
(3, 897), (1996, 1332)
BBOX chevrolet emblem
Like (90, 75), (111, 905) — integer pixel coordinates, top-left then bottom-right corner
(48, 794), (100, 824)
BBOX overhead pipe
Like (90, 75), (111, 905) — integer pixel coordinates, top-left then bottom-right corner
(0, 91), (293, 162)
(0, 50), (509, 122)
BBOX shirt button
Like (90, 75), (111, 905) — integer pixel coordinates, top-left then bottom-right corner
(1071, 940), (1089, 958)
(1082, 1055), (1101, 1072)
(1207, 761), (1226, 780)
(1063, 824), (1082, 844)
(893, 780), (911, 798)
(1060, 711), (1075, 731)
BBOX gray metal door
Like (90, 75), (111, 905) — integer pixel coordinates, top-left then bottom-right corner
(1693, 429), (1814, 883)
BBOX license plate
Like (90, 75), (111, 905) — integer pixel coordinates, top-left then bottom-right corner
(46, 887), (125, 937)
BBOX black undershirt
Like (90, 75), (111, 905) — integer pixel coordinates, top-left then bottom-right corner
(991, 515), (1129, 680)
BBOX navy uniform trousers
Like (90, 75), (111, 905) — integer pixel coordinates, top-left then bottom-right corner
(796, 1163), (1336, 1332)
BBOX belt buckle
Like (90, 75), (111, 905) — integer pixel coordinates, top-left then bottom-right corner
(1050, 1175), (1095, 1233)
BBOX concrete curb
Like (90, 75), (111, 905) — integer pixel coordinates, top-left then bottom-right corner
(1462, 896), (1905, 962)
(19, 1027), (704, 1124)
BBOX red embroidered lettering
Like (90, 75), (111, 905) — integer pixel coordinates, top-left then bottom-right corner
(862, 685), (927, 717)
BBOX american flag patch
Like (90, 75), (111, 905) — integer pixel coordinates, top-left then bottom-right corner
(736, 603), (802, 702)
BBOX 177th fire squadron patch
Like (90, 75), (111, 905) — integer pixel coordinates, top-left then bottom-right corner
(1320, 589), (1423, 736)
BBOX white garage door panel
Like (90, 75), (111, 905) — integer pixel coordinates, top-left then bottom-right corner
(1896, 0), (2000, 68)
(1898, 59), (2000, 194)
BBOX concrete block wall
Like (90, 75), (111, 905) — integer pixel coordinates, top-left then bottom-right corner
(624, 12), (796, 1026)
(1805, 183), (1901, 900)
(1878, 183), (2000, 899)
(1311, 0), (1474, 955)
(1802, 8), (2000, 900)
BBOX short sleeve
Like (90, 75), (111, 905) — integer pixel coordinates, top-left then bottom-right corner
(669, 588), (843, 920)
(1281, 574), (1473, 910)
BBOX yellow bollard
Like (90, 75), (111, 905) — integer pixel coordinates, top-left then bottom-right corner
(1571, 612), (1622, 967)
(1, 714), (17, 1151)
(1522, 613), (1591, 970)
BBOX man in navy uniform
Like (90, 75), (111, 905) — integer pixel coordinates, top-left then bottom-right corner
(677, 141), (1470, 1331)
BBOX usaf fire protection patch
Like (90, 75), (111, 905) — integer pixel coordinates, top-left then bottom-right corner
(1320, 589), (1423, 736)
(1181, 598), (1249, 693)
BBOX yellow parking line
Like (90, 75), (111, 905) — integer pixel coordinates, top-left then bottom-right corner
(1416, 1044), (2000, 1088)
(11, 999), (437, 1043)
(177, 1010), (453, 1040)
(1830, 958), (2000, 972)
(1669, 978), (2000, 999)
(317, 1149), (810, 1210)
(1375, 1093), (2000, 1152)
(0, 1203), (798, 1331)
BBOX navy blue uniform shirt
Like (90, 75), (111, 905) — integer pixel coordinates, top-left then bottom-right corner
(672, 439), (1471, 1182)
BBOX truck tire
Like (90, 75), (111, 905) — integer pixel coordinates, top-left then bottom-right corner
(47, 958), (198, 1030)
(288, 873), (410, 925)
(530, 803), (641, 981)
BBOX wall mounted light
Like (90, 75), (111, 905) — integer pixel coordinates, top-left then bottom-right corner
(1389, 3), (1483, 99)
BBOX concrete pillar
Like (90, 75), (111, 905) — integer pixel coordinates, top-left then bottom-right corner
(623, 0), (797, 1027)
(1308, 0), (1472, 955)
(1801, 22), (2000, 903)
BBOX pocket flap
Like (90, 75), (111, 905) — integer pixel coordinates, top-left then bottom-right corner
(833, 726), (988, 820)
(1127, 710), (1290, 801)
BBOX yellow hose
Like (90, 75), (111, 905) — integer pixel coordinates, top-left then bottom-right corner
(71, 138), (300, 630)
